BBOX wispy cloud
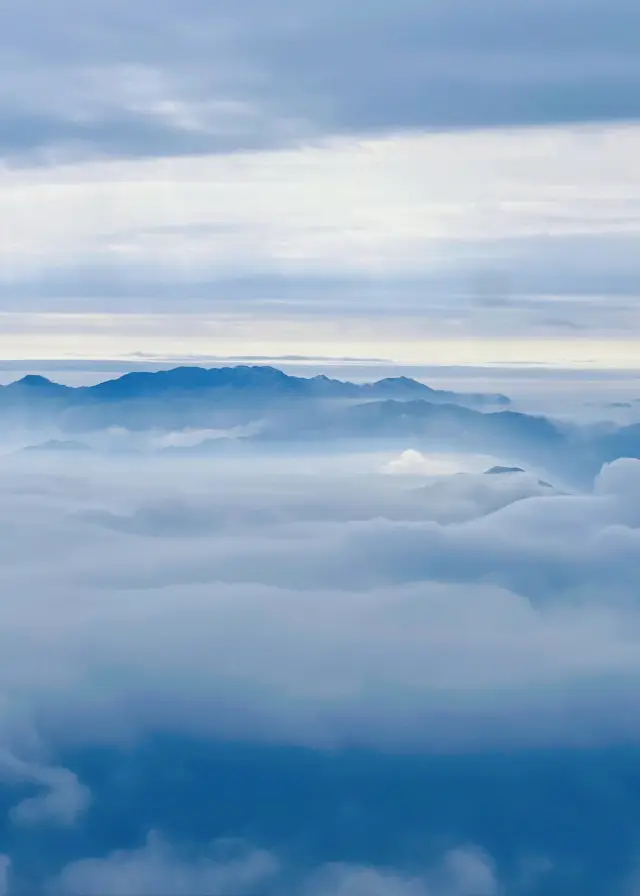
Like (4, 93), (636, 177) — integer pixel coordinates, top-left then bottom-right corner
(1, 124), (640, 358)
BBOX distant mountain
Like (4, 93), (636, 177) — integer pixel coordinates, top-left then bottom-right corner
(484, 465), (553, 488)
(0, 366), (510, 406)
(57, 366), (507, 405)
(0, 366), (510, 431)
(1, 375), (73, 408)
(21, 439), (92, 453)
(3, 374), (71, 396)
(256, 399), (565, 454)
(485, 465), (526, 475)
(6, 366), (640, 484)
(412, 469), (558, 523)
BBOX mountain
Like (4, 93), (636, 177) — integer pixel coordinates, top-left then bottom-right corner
(84, 365), (309, 401)
(485, 465), (526, 474)
(1, 375), (73, 407)
(21, 439), (92, 453)
(6, 367), (640, 484)
(0, 366), (510, 406)
(485, 465), (553, 487)
(256, 399), (566, 453)
(81, 366), (510, 405)
(0, 366), (510, 432)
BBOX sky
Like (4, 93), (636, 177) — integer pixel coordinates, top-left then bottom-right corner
(1, 0), (640, 366)
(6, 7), (640, 891)
(6, 4), (640, 884)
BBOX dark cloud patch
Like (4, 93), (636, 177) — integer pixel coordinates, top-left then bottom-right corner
(2, 0), (640, 161)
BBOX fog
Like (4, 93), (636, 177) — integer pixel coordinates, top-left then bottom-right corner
(1, 437), (640, 893)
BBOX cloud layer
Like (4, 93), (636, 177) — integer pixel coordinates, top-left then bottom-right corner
(3, 453), (640, 754)
(2, 0), (640, 162)
(1, 122), (640, 360)
(1, 1), (640, 360)
(1, 449), (640, 891)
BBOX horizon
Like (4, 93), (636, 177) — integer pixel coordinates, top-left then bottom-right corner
(3, 357), (640, 390)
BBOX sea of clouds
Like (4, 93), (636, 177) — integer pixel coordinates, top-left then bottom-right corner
(2, 447), (640, 894)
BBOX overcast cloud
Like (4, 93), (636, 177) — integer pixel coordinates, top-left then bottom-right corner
(0, 0), (639, 357)
(2, 0), (640, 162)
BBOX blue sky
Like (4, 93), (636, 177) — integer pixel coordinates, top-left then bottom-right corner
(1, 0), (639, 363)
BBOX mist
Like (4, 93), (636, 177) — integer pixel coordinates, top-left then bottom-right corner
(1, 417), (640, 893)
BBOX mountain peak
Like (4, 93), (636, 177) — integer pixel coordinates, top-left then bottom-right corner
(5, 375), (70, 393)
(10, 375), (54, 387)
(485, 465), (526, 475)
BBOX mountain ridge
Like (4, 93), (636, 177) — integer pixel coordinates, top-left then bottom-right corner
(0, 365), (511, 407)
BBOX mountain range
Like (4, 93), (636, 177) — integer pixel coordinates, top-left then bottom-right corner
(0, 365), (510, 407)
(7, 365), (640, 485)
(0, 365), (509, 432)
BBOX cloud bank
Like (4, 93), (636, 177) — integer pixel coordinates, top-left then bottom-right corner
(1, 1), (640, 362)
(2, 0), (640, 163)
(1, 449), (640, 892)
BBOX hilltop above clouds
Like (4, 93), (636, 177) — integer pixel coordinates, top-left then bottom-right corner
(7, 365), (640, 489)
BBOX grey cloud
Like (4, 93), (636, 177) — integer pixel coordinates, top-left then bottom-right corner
(2, 0), (640, 161)
(0, 110), (258, 164)
(2, 232), (640, 336)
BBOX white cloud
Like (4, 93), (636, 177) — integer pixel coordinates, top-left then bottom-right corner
(0, 453), (640, 768)
(55, 834), (280, 896)
(384, 450), (473, 477)
(304, 848), (498, 896)
(0, 751), (90, 827)
(383, 452), (556, 521)
(1, 124), (639, 278)
(54, 836), (497, 896)
(0, 125), (640, 365)
(1, 123), (640, 363)
(1, 1), (640, 366)
(384, 449), (501, 477)
(0, 448), (637, 889)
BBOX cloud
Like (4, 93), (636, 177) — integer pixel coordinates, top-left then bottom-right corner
(2, 3), (640, 360)
(383, 452), (556, 521)
(384, 450), (478, 477)
(1, 123), (640, 359)
(1, 0), (640, 162)
(55, 834), (281, 896)
(0, 449), (640, 889)
(0, 752), (90, 828)
(304, 847), (498, 896)
(54, 836), (497, 896)
(0, 453), (640, 757)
